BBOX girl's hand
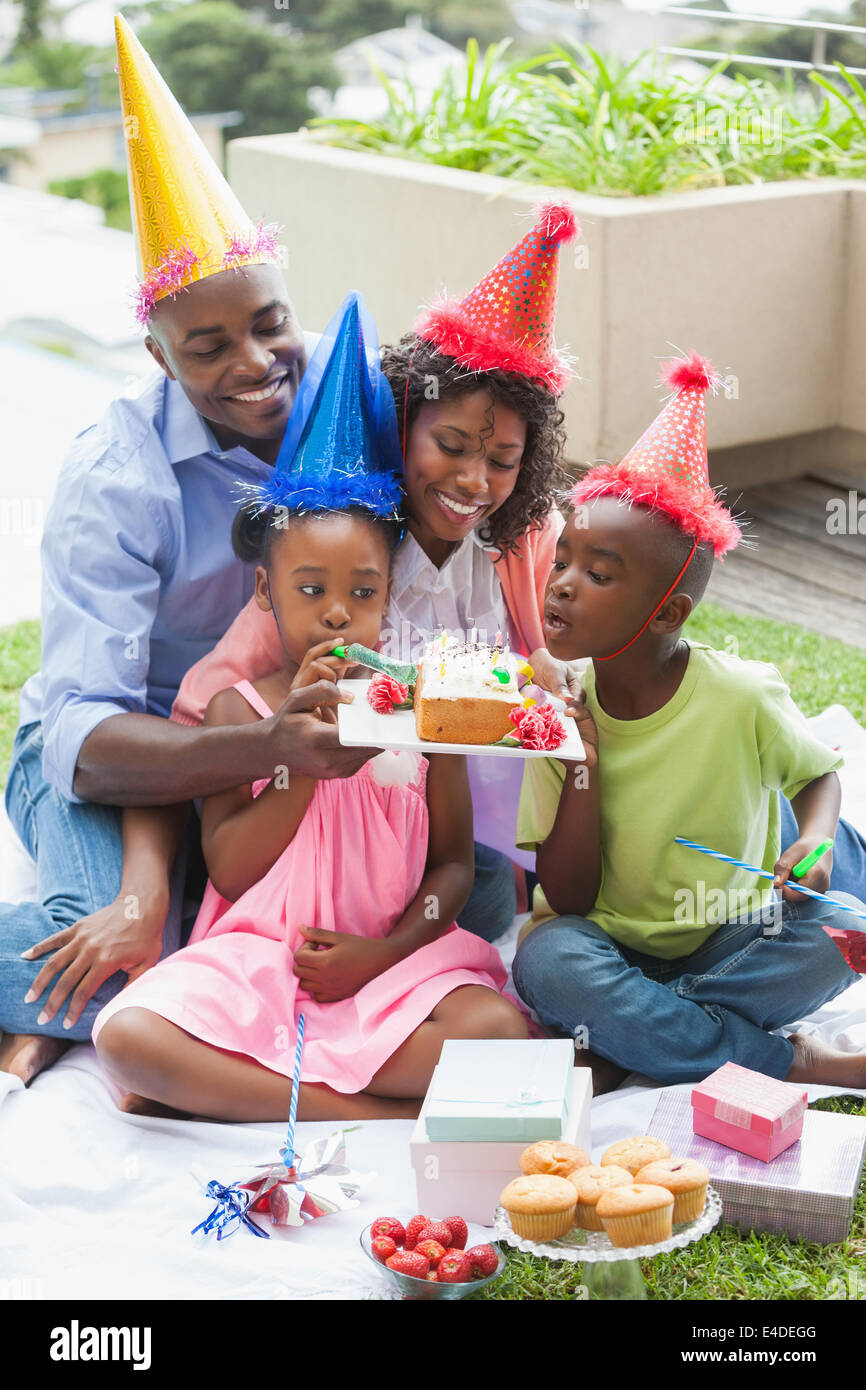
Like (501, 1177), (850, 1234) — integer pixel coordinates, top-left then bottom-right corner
(527, 647), (584, 719)
(774, 837), (833, 903)
(289, 641), (353, 725)
(292, 926), (398, 1002)
(21, 886), (169, 1028)
(290, 640), (352, 692)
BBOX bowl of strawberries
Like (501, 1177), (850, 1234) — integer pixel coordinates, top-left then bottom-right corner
(361, 1213), (505, 1301)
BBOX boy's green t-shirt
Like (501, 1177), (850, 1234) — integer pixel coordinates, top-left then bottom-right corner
(516, 642), (842, 960)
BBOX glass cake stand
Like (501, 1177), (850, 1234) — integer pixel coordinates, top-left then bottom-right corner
(493, 1186), (723, 1300)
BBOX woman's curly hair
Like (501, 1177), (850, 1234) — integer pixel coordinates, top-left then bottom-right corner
(380, 334), (569, 556)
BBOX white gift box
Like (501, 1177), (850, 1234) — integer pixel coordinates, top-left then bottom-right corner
(410, 1067), (593, 1227)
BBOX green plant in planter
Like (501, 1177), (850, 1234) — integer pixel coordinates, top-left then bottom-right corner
(315, 40), (866, 197)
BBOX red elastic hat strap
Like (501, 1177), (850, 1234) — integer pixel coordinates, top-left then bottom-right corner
(596, 537), (698, 661)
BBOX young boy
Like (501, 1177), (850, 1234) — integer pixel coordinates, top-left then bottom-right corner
(512, 353), (866, 1092)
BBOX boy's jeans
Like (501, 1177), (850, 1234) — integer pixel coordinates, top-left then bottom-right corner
(0, 721), (186, 1040)
(512, 890), (865, 1083)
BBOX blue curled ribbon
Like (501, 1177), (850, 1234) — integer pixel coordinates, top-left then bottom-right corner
(191, 1180), (270, 1242)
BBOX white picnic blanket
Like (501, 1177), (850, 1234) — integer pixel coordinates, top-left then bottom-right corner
(1, 704), (865, 1299)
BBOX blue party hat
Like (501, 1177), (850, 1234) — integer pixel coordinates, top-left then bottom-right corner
(244, 291), (404, 517)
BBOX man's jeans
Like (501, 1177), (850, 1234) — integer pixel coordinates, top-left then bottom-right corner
(0, 722), (515, 1040)
(0, 722), (186, 1040)
(512, 890), (865, 1083)
(460, 842), (517, 943)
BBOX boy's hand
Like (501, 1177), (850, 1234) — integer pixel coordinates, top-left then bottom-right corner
(292, 926), (397, 1002)
(774, 836), (833, 903)
(562, 687), (599, 772)
(527, 648), (584, 717)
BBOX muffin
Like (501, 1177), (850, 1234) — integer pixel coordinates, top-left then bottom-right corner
(601, 1135), (671, 1176)
(596, 1183), (675, 1248)
(634, 1157), (709, 1224)
(520, 1141), (592, 1180)
(500, 1175), (577, 1241)
(568, 1163), (633, 1232)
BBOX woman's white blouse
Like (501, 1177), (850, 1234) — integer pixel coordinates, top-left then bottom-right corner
(381, 526), (512, 666)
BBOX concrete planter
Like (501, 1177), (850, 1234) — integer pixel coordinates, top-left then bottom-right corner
(228, 133), (865, 488)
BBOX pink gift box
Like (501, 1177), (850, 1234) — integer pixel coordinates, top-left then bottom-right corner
(691, 1062), (807, 1162)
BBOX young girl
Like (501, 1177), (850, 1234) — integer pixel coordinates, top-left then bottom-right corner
(171, 203), (585, 939)
(92, 295), (527, 1122)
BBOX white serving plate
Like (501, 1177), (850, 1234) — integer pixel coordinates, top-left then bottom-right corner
(336, 678), (586, 760)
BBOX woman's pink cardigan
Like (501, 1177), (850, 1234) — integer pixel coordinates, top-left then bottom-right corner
(171, 511), (564, 725)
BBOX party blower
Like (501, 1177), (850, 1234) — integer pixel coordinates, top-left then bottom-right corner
(675, 838), (866, 973)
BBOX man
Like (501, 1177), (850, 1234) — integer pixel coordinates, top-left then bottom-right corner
(0, 19), (376, 1081)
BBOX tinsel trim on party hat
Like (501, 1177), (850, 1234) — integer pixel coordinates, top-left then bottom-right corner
(570, 350), (741, 557)
(235, 468), (404, 519)
(570, 462), (743, 558)
(414, 200), (579, 394)
(135, 221), (281, 325)
(414, 304), (574, 393)
(658, 351), (721, 395)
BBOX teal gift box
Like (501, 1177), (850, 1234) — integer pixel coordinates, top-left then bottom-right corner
(424, 1038), (575, 1142)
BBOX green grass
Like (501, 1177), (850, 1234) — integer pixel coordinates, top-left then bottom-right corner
(316, 40), (866, 198)
(1, 611), (864, 1301)
(685, 600), (866, 727)
(0, 620), (39, 791)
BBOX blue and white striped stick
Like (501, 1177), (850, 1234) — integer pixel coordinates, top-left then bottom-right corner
(280, 1013), (305, 1169)
(675, 838), (866, 922)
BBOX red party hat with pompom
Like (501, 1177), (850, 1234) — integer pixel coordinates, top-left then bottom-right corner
(571, 352), (742, 557)
(414, 202), (579, 395)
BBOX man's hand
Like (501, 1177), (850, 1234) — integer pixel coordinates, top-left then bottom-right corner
(267, 679), (379, 778)
(774, 836), (833, 903)
(292, 925), (397, 1002)
(21, 888), (169, 1029)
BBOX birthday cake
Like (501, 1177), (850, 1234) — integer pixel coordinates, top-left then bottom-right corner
(413, 635), (524, 746)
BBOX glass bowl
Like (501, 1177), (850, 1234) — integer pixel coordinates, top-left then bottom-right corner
(359, 1224), (506, 1301)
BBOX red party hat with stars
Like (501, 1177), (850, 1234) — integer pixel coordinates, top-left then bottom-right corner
(571, 352), (742, 557)
(414, 202), (579, 395)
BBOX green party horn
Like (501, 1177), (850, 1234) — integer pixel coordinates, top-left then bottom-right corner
(331, 644), (417, 686)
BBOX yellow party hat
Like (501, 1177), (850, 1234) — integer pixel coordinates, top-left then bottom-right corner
(115, 15), (280, 324)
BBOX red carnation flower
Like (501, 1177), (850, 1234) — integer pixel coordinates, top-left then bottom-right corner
(367, 673), (410, 714)
(509, 702), (566, 750)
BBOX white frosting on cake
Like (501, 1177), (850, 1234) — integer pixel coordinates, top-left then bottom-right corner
(418, 635), (521, 703)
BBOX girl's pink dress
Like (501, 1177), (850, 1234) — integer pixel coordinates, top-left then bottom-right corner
(92, 681), (513, 1093)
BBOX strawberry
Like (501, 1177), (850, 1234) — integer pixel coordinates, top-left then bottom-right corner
(415, 1239), (446, 1267)
(443, 1215), (468, 1250)
(386, 1251), (429, 1279)
(370, 1235), (398, 1264)
(417, 1220), (453, 1248)
(465, 1244), (499, 1278)
(404, 1214), (429, 1250)
(425, 1270), (439, 1283)
(437, 1249), (471, 1284)
(370, 1216), (405, 1247)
